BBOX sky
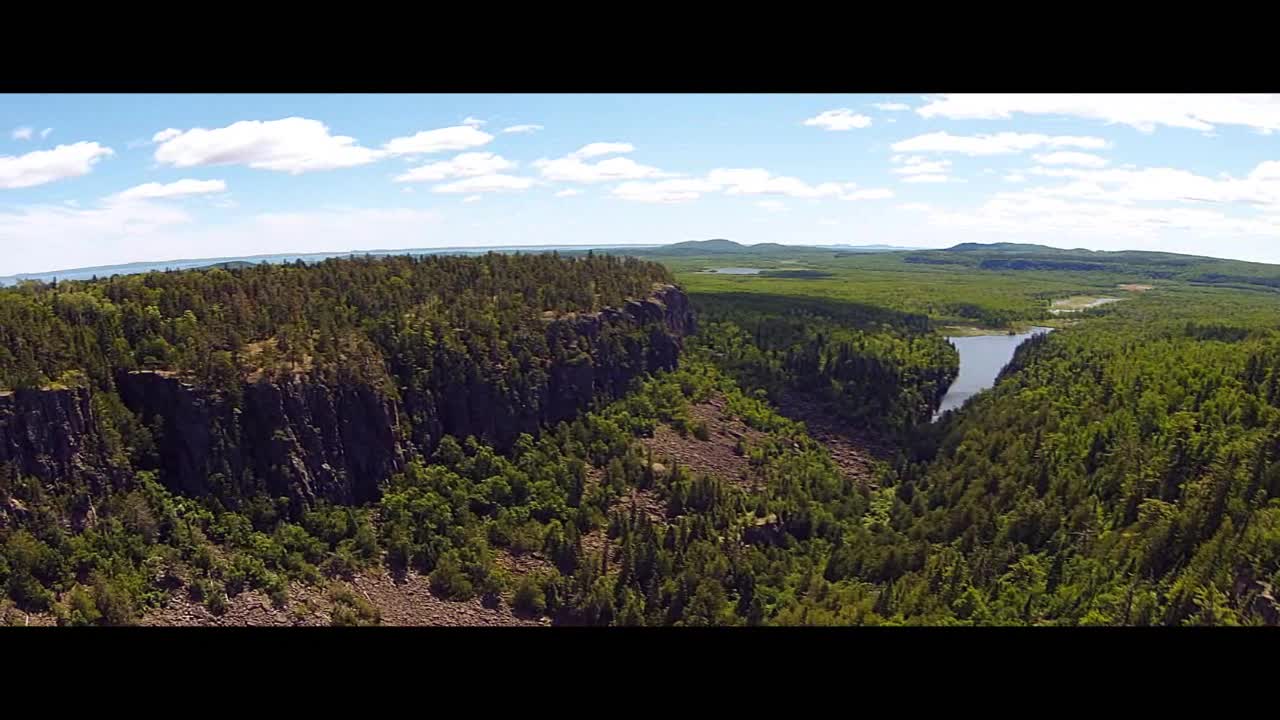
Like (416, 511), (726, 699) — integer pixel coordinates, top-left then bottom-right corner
(3, 93), (1280, 275)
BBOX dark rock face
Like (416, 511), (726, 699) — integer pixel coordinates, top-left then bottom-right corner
(0, 286), (695, 510)
(116, 372), (405, 508)
(0, 387), (108, 490)
(403, 284), (696, 454)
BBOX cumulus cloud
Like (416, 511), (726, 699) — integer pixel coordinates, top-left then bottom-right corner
(0, 142), (115, 189)
(897, 202), (933, 212)
(462, 117), (486, 127)
(1023, 163), (1280, 206)
(109, 179), (228, 202)
(570, 142), (635, 159)
(908, 191), (1280, 247)
(382, 125), (494, 157)
(707, 168), (859, 198)
(803, 109), (873, 131)
(892, 156), (952, 176)
(154, 118), (383, 173)
(11, 127), (33, 141)
(431, 174), (534, 194)
(393, 152), (515, 183)
(901, 174), (950, 183)
(610, 168), (893, 203)
(0, 204), (463, 276)
(844, 188), (895, 200)
(873, 102), (911, 112)
(502, 124), (543, 134)
(916, 93), (1280, 134)
(891, 131), (1108, 156)
(534, 143), (671, 183)
(1032, 151), (1109, 168)
(612, 178), (721, 204)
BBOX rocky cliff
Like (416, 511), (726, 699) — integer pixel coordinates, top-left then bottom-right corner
(115, 372), (404, 508)
(0, 286), (696, 510)
(0, 386), (110, 491)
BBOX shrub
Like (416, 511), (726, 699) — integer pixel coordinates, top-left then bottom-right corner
(512, 575), (546, 616)
(429, 554), (474, 600)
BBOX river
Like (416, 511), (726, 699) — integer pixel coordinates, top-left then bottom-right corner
(933, 327), (1054, 420)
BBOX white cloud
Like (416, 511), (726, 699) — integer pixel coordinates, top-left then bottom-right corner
(1032, 151), (1109, 168)
(609, 168), (889, 203)
(844, 188), (895, 200)
(109, 179), (227, 202)
(891, 131), (1108, 156)
(909, 191), (1280, 247)
(431, 174), (533, 194)
(1004, 173), (1028, 183)
(40, 128), (52, 140)
(873, 102), (911, 112)
(393, 152), (515, 183)
(757, 200), (787, 212)
(382, 125), (493, 156)
(502, 124), (543, 134)
(462, 195), (482, 203)
(1023, 163), (1280, 206)
(11, 127), (33, 141)
(803, 109), (873, 131)
(707, 168), (859, 198)
(554, 188), (581, 197)
(892, 156), (952, 176)
(916, 93), (1280, 134)
(0, 205), (451, 276)
(612, 178), (721, 204)
(534, 152), (672, 184)
(0, 142), (115, 189)
(462, 117), (486, 127)
(154, 118), (382, 173)
(901, 174), (950, 183)
(570, 142), (634, 159)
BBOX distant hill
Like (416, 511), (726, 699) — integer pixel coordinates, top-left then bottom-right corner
(909, 242), (1280, 292)
(652, 239), (912, 256)
(659, 239), (748, 254)
(200, 260), (258, 271)
(947, 242), (1066, 253)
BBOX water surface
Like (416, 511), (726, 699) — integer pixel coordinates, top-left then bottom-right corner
(933, 327), (1053, 420)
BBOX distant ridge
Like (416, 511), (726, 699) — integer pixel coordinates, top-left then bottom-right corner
(653, 239), (913, 255)
(0, 243), (664, 287)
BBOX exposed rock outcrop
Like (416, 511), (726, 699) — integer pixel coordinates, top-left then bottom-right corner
(115, 372), (405, 508)
(0, 286), (696, 511)
(0, 387), (110, 490)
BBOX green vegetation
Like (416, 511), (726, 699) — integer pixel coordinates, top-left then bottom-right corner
(0, 251), (672, 392)
(4, 241), (1280, 625)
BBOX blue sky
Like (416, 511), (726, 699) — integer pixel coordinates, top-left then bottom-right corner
(3, 93), (1280, 275)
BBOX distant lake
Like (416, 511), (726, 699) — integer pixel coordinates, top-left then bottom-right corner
(933, 327), (1053, 420)
(703, 267), (763, 275)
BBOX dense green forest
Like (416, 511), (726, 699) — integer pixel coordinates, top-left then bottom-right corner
(3, 244), (1280, 626)
(692, 293), (957, 437)
(0, 251), (672, 392)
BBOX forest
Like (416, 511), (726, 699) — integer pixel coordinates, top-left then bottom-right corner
(2, 244), (1279, 626)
